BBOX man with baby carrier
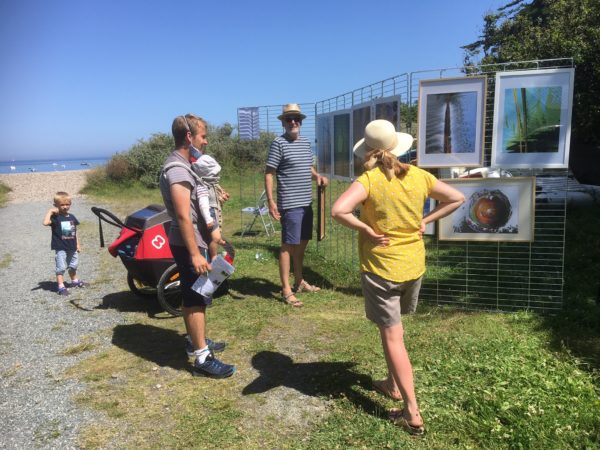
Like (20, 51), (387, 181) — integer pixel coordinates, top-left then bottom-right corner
(159, 113), (235, 378)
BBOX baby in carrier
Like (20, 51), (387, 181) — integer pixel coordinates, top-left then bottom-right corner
(191, 154), (226, 261)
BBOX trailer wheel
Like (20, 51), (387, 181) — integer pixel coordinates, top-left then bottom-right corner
(127, 273), (156, 298)
(157, 264), (183, 317)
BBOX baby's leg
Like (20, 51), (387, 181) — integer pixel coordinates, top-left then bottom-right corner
(209, 228), (222, 261)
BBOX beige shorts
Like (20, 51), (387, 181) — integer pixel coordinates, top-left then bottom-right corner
(361, 272), (423, 327)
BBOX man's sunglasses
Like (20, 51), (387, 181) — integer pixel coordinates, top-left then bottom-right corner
(284, 117), (302, 124)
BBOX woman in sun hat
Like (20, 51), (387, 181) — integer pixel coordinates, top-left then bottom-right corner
(332, 119), (464, 434)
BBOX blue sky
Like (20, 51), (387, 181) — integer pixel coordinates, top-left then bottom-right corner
(0, 0), (507, 160)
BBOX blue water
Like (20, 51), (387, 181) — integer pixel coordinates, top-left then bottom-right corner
(0, 157), (109, 174)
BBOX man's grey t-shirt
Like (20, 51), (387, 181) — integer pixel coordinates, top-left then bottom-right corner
(265, 134), (313, 210)
(159, 151), (209, 248)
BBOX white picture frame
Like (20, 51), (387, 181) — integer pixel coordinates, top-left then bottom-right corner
(491, 68), (574, 169)
(438, 177), (535, 242)
(417, 76), (486, 168)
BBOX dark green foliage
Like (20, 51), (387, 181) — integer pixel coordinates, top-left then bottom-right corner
(97, 124), (275, 188)
(125, 133), (174, 188)
(463, 0), (600, 148)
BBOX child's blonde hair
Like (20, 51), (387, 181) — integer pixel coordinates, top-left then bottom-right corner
(53, 191), (71, 205)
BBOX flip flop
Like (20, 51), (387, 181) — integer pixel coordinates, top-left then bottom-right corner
(282, 291), (303, 307)
(388, 408), (425, 436)
(294, 280), (321, 293)
(372, 379), (402, 401)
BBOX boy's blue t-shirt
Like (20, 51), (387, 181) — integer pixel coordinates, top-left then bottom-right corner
(50, 213), (79, 252)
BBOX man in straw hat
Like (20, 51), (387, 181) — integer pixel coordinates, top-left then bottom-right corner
(265, 103), (329, 307)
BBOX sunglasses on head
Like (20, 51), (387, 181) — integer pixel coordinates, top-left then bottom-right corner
(284, 116), (302, 124)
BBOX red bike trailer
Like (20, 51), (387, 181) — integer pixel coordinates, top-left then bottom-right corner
(91, 205), (234, 316)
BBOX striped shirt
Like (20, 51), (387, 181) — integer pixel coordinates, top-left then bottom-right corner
(266, 134), (313, 210)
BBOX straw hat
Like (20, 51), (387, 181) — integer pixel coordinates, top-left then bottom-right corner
(353, 119), (414, 160)
(278, 103), (306, 121)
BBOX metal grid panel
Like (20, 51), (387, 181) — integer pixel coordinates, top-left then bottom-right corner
(237, 58), (574, 312)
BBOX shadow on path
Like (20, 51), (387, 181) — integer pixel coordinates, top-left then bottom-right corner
(111, 323), (190, 372)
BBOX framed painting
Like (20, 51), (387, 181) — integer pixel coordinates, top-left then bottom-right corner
(438, 177), (535, 242)
(352, 104), (372, 177)
(333, 110), (351, 179)
(374, 95), (401, 130)
(316, 113), (332, 176)
(417, 76), (486, 168)
(423, 197), (436, 236)
(491, 68), (574, 168)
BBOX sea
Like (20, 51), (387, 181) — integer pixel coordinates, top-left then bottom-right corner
(0, 157), (109, 174)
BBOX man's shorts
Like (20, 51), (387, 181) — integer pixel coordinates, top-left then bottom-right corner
(361, 272), (423, 327)
(170, 244), (212, 308)
(281, 205), (313, 245)
(55, 250), (78, 275)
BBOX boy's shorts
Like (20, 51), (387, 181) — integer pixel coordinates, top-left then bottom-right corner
(209, 207), (220, 231)
(361, 272), (422, 327)
(55, 250), (78, 275)
(170, 244), (212, 308)
(281, 205), (313, 245)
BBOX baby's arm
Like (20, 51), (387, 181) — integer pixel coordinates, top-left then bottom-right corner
(42, 207), (58, 226)
(198, 195), (214, 230)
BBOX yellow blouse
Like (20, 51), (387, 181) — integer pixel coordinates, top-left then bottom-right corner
(355, 165), (437, 282)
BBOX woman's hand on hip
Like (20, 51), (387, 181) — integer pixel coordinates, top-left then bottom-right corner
(362, 227), (389, 246)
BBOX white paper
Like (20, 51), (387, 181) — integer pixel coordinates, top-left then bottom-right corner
(191, 255), (235, 297)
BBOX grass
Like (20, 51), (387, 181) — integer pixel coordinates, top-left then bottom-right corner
(66, 179), (600, 449)
(0, 181), (11, 207)
(0, 253), (12, 269)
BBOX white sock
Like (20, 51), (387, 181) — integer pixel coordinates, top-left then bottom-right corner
(194, 346), (210, 364)
(71, 279), (79, 284)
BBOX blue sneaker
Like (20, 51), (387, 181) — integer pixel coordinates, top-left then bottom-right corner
(192, 352), (235, 378)
(57, 287), (70, 296)
(70, 280), (85, 288)
(185, 335), (226, 357)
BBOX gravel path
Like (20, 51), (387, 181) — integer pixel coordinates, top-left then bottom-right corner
(0, 172), (132, 449)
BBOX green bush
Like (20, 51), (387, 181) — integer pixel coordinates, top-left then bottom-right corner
(105, 153), (131, 182)
(87, 124), (276, 190)
(125, 133), (174, 188)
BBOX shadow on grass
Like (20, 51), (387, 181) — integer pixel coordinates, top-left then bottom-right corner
(95, 290), (165, 317)
(243, 351), (384, 418)
(537, 206), (600, 372)
(32, 281), (58, 292)
(228, 276), (281, 301)
(112, 323), (190, 372)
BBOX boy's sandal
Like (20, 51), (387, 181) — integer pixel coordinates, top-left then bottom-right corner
(372, 379), (402, 401)
(388, 408), (425, 436)
(282, 292), (303, 308)
(294, 280), (321, 293)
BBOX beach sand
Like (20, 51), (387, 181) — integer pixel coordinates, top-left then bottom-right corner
(0, 170), (90, 204)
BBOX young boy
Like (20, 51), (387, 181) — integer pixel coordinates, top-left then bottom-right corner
(191, 154), (226, 261)
(43, 191), (84, 296)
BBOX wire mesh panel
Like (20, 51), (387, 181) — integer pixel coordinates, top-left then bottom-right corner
(237, 58), (574, 312)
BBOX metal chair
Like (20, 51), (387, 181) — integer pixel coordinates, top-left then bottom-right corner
(241, 190), (275, 237)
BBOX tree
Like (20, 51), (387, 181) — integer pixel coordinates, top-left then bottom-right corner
(463, 0), (600, 183)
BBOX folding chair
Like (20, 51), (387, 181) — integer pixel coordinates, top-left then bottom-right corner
(241, 190), (275, 237)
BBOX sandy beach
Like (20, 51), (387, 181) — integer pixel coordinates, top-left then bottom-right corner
(0, 170), (90, 204)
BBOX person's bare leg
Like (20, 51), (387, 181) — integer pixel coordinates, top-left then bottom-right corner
(183, 306), (207, 350)
(280, 244), (300, 304)
(56, 273), (64, 287)
(208, 229), (221, 261)
(379, 322), (422, 425)
(292, 240), (309, 287)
